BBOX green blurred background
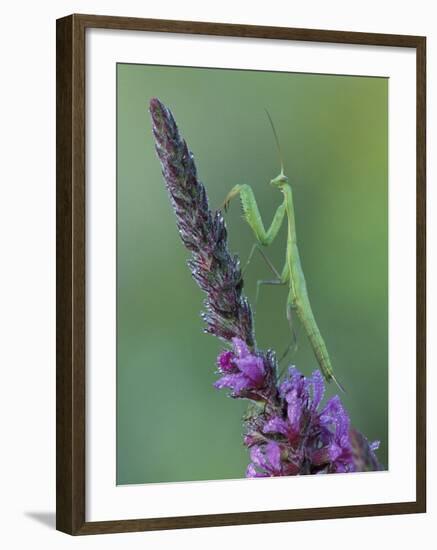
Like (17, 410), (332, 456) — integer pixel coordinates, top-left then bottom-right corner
(116, 63), (388, 484)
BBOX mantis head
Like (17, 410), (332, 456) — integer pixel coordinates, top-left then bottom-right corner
(265, 109), (288, 189)
(270, 172), (288, 188)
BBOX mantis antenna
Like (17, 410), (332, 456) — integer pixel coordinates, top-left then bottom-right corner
(264, 108), (284, 175)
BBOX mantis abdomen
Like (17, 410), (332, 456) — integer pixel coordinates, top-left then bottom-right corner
(286, 189), (343, 390)
(294, 287), (336, 386)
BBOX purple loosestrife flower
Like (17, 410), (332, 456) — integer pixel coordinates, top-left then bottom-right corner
(315, 395), (355, 473)
(215, 338), (269, 400)
(246, 441), (300, 477)
(149, 97), (382, 478)
(245, 367), (381, 477)
(215, 339), (279, 405)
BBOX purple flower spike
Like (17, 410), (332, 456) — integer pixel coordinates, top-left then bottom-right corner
(149, 97), (255, 348)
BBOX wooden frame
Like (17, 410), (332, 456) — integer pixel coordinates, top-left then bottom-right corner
(56, 13), (426, 535)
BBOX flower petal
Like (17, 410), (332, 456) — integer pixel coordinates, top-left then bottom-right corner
(232, 337), (250, 358)
(266, 441), (282, 472)
(311, 369), (325, 410)
(246, 463), (258, 478)
(250, 445), (267, 469)
(236, 355), (265, 385)
(263, 416), (290, 437)
(246, 463), (267, 478)
(286, 391), (303, 433)
(312, 443), (342, 465)
(217, 350), (234, 372)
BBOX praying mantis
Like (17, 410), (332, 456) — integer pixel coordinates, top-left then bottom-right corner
(223, 112), (344, 392)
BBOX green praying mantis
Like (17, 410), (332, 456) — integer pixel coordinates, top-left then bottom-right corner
(223, 112), (344, 392)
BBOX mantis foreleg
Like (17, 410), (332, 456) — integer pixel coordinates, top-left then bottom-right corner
(223, 184), (286, 246)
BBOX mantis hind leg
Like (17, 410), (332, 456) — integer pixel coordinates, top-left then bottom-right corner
(244, 243), (286, 310)
(255, 279), (285, 313)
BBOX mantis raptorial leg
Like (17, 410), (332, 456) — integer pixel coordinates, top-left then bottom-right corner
(222, 112), (344, 392)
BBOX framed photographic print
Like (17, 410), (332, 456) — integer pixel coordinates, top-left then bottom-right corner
(56, 14), (426, 535)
